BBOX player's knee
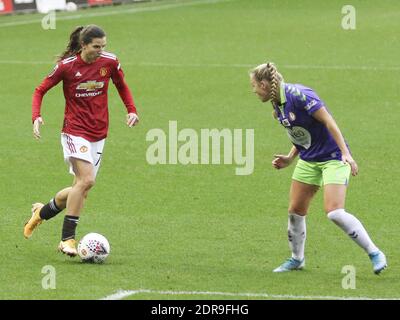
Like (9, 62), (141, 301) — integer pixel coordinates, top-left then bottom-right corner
(77, 177), (95, 190)
(85, 178), (96, 189)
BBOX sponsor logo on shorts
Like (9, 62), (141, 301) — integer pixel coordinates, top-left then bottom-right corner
(80, 146), (88, 153)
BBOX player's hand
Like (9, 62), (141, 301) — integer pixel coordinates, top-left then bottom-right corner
(33, 117), (44, 139)
(342, 153), (358, 176)
(272, 154), (293, 170)
(126, 113), (139, 127)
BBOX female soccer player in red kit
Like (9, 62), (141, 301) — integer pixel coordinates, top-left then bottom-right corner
(24, 25), (139, 257)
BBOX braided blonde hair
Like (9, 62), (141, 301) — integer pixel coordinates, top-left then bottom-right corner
(250, 62), (284, 116)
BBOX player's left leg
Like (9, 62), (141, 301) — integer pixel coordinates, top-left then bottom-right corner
(323, 161), (387, 274)
(58, 158), (95, 257)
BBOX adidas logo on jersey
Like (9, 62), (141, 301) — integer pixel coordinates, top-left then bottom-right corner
(75, 71), (82, 77)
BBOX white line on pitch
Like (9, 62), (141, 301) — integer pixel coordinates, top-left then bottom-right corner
(134, 62), (400, 71)
(0, 60), (399, 71)
(100, 288), (400, 300)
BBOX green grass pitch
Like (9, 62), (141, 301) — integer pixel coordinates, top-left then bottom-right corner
(0, 0), (399, 299)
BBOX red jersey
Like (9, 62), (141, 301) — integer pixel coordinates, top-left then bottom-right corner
(32, 52), (137, 142)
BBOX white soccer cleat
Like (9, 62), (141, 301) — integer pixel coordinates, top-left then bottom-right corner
(273, 257), (305, 272)
(369, 251), (387, 275)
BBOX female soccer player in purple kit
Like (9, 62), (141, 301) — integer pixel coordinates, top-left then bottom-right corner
(250, 62), (387, 274)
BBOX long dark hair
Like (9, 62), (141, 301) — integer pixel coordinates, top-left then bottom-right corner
(57, 25), (106, 62)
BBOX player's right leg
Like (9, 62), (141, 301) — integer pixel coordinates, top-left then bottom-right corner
(273, 180), (319, 272)
(24, 186), (73, 239)
(273, 162), (320, 272)
(23, 203), (45, 239)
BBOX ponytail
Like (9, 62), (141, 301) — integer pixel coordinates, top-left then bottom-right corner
(266, 62), (279, 107)
(57, 26), (84, 62)
(56, 25), (106, 62)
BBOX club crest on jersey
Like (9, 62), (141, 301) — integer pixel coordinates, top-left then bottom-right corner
(76, 81), (104, 91)
(289, 112), (296, 121)
(99, 67), (108, 77)
(80, 146), (88, 153)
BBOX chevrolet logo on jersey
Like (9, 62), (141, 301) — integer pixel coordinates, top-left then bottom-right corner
(77, 81), (104, 91)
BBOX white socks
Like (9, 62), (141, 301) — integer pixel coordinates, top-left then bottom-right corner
(327, 208), (378, 254)
(288, 213), (306, 261)
(286, 209), (378, 260)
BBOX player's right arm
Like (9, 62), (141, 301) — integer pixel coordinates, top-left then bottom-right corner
(272, 145), (299, 170)
(32, 63), (64, 139)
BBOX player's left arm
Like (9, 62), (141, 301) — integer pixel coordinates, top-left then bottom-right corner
(111, 60), (139, 127)
(312, 107), (358, 176)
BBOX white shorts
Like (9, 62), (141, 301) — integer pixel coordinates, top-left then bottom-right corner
(61, 133), (105, 178)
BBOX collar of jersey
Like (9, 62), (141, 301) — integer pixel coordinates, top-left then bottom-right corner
(275, 81), (287, 119)
(278, 81), (286, 105)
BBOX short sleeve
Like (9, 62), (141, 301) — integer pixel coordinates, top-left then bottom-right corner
(291, 86), (325, 115)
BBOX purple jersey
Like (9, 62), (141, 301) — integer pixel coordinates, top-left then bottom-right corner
(275, 82), (348, 162)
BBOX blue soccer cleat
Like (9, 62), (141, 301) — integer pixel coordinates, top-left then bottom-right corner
(273, 257), (305, 273)
(369, 251), (387, 275)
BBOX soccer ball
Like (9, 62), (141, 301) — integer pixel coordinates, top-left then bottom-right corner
(65, 2), (78, 12)
(78, 233), (110, 263)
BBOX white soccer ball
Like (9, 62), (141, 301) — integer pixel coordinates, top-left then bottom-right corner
(78, 233), (110, 263)
(65, 2), (78, 12)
